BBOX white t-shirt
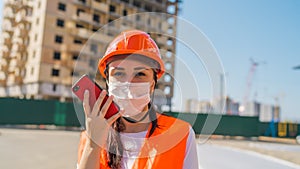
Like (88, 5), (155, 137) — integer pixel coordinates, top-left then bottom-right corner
(120, 127), (199, 169)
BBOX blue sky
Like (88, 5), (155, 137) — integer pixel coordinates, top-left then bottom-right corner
(173, 0), (300, 121)
(0, 0), (299, 121)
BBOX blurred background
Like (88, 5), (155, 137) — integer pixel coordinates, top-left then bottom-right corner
(0, 0), (299, 169)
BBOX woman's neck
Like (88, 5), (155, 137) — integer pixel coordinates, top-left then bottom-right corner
(121, 113), (151, 133)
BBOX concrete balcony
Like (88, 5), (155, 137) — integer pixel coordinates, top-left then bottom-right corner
(40, 83), (72, 98)
(148, 25), (160, 33)
(67, 43), (82, 53)
(7, 67), (15, 75)
(21, 83), (39, 95)
(5, 0), (18, 6)
(73, 0), (91, 7)
(2, 25), (14, 34)
(0, 79), (6, 86)
(1, 50), (10, 59)
(156, 36), (168, 45)
(73, 12), (92, 23)
(10, 48), (21, 58)
(67, 44), (93, 56)
(136, 20), (146, 29)
(91, 21), (103, 28)
(60, 44), (68, 52)
(23, 1), (34, 8)
(106, 26), (119, 37)
(12, 43), (27, 52)
(12, 36), (23, 44)
(8, 59), (17, 68)
(69, 28), (93, 39)
(6, 83), (22, 95)
(109, 11), (121, 18)
(90, 32), (113, 43)
(120, 24), (133, 32)
(0, 63), (9, 72)
(15, 14), (31, 24)
(81, 46), (94, 56)
(161, 22), (169, 32)
(122, 16), (134, 24)
(61, 59), (72, 68)
(4, 13), (15, 20)
(19, 28), (30, 37)
(91, 1), (109, 13)
(0, 57), (8, 65)
(10, 58), (25, 68)
(14, 75), (24, 84)
(4, 38), (12, 46)
(145, 0), (167, 7)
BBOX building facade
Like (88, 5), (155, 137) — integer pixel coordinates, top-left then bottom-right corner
(225, 96), (239, 115)
(259, 104), (280, 122)
(185, 98), (213, 114)
(239, 101), (260, 116)
(0, 0), (180, 104)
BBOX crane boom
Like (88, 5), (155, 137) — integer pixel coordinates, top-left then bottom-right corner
(239, 58), (260, 115)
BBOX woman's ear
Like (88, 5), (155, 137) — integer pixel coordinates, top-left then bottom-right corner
(151, 70), (158, 93)
(150, 80), (156, 94)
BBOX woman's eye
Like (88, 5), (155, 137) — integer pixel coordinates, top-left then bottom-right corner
(113, 72), (125, 76)
(135, 72), (146, 77)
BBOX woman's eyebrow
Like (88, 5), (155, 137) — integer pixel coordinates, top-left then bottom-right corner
(134, 67), (149, 70)
(111, 67), (125, 70)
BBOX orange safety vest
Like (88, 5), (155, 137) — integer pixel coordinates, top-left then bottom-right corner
(78, 114), (190, 169)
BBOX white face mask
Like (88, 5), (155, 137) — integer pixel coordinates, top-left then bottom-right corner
(108, 82), (151, 117)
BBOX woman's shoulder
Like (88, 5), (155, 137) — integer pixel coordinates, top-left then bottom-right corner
(156, 113), (191, 130)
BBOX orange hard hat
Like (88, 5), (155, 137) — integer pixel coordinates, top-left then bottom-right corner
(98, 30), (165, 79)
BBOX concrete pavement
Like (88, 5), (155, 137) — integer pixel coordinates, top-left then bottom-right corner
(1, 128), (299, 169)
(198, 143), (300, 169)
(204, 137), (300, 166)
(0, 128), (80, 169)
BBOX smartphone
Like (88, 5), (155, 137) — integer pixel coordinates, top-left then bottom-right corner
(72, 74), (119, 119)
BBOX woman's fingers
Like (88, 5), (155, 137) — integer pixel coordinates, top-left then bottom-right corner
(107, 109), (123, 125)
(86, 90), (121, 125)
(91, 90), (107, 117)
(98, 95), (121, 124)
(83, 90), (91, 116)
(82, 91), (122, 147)
(99, 95), (114, 117)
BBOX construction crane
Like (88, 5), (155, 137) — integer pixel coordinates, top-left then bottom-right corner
(239, 58), (264, 115)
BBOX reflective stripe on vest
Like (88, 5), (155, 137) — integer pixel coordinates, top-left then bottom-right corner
(77, 114), (190, 169)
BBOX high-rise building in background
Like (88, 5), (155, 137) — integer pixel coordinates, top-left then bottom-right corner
(225, 96), (239, 115)
(259, 104), (280, 122)
(185, 99), (199, 113)
(239, 101), (260, 116)
(184, 96), (281, 122)
(0, 0), (181, 107)
(185, 99), (213, 114)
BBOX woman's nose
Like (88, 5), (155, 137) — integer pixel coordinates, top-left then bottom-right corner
(123, 75), (137, 83)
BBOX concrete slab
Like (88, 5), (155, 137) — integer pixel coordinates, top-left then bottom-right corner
(0, 128), (80, 169)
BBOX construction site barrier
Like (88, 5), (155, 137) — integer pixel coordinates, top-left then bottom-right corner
(0, 98), (299, 138)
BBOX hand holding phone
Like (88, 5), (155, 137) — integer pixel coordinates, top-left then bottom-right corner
(72, 74), (119, 119)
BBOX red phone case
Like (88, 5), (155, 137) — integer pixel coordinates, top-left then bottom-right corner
(72, 74), (119, 119)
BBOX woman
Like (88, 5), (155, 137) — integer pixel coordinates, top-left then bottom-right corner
(77, 30), (198, 169)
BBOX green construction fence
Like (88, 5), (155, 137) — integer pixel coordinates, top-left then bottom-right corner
(0, 98), (299, 138)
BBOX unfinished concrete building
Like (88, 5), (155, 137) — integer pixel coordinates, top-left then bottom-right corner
(0, 0), (181, 109)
